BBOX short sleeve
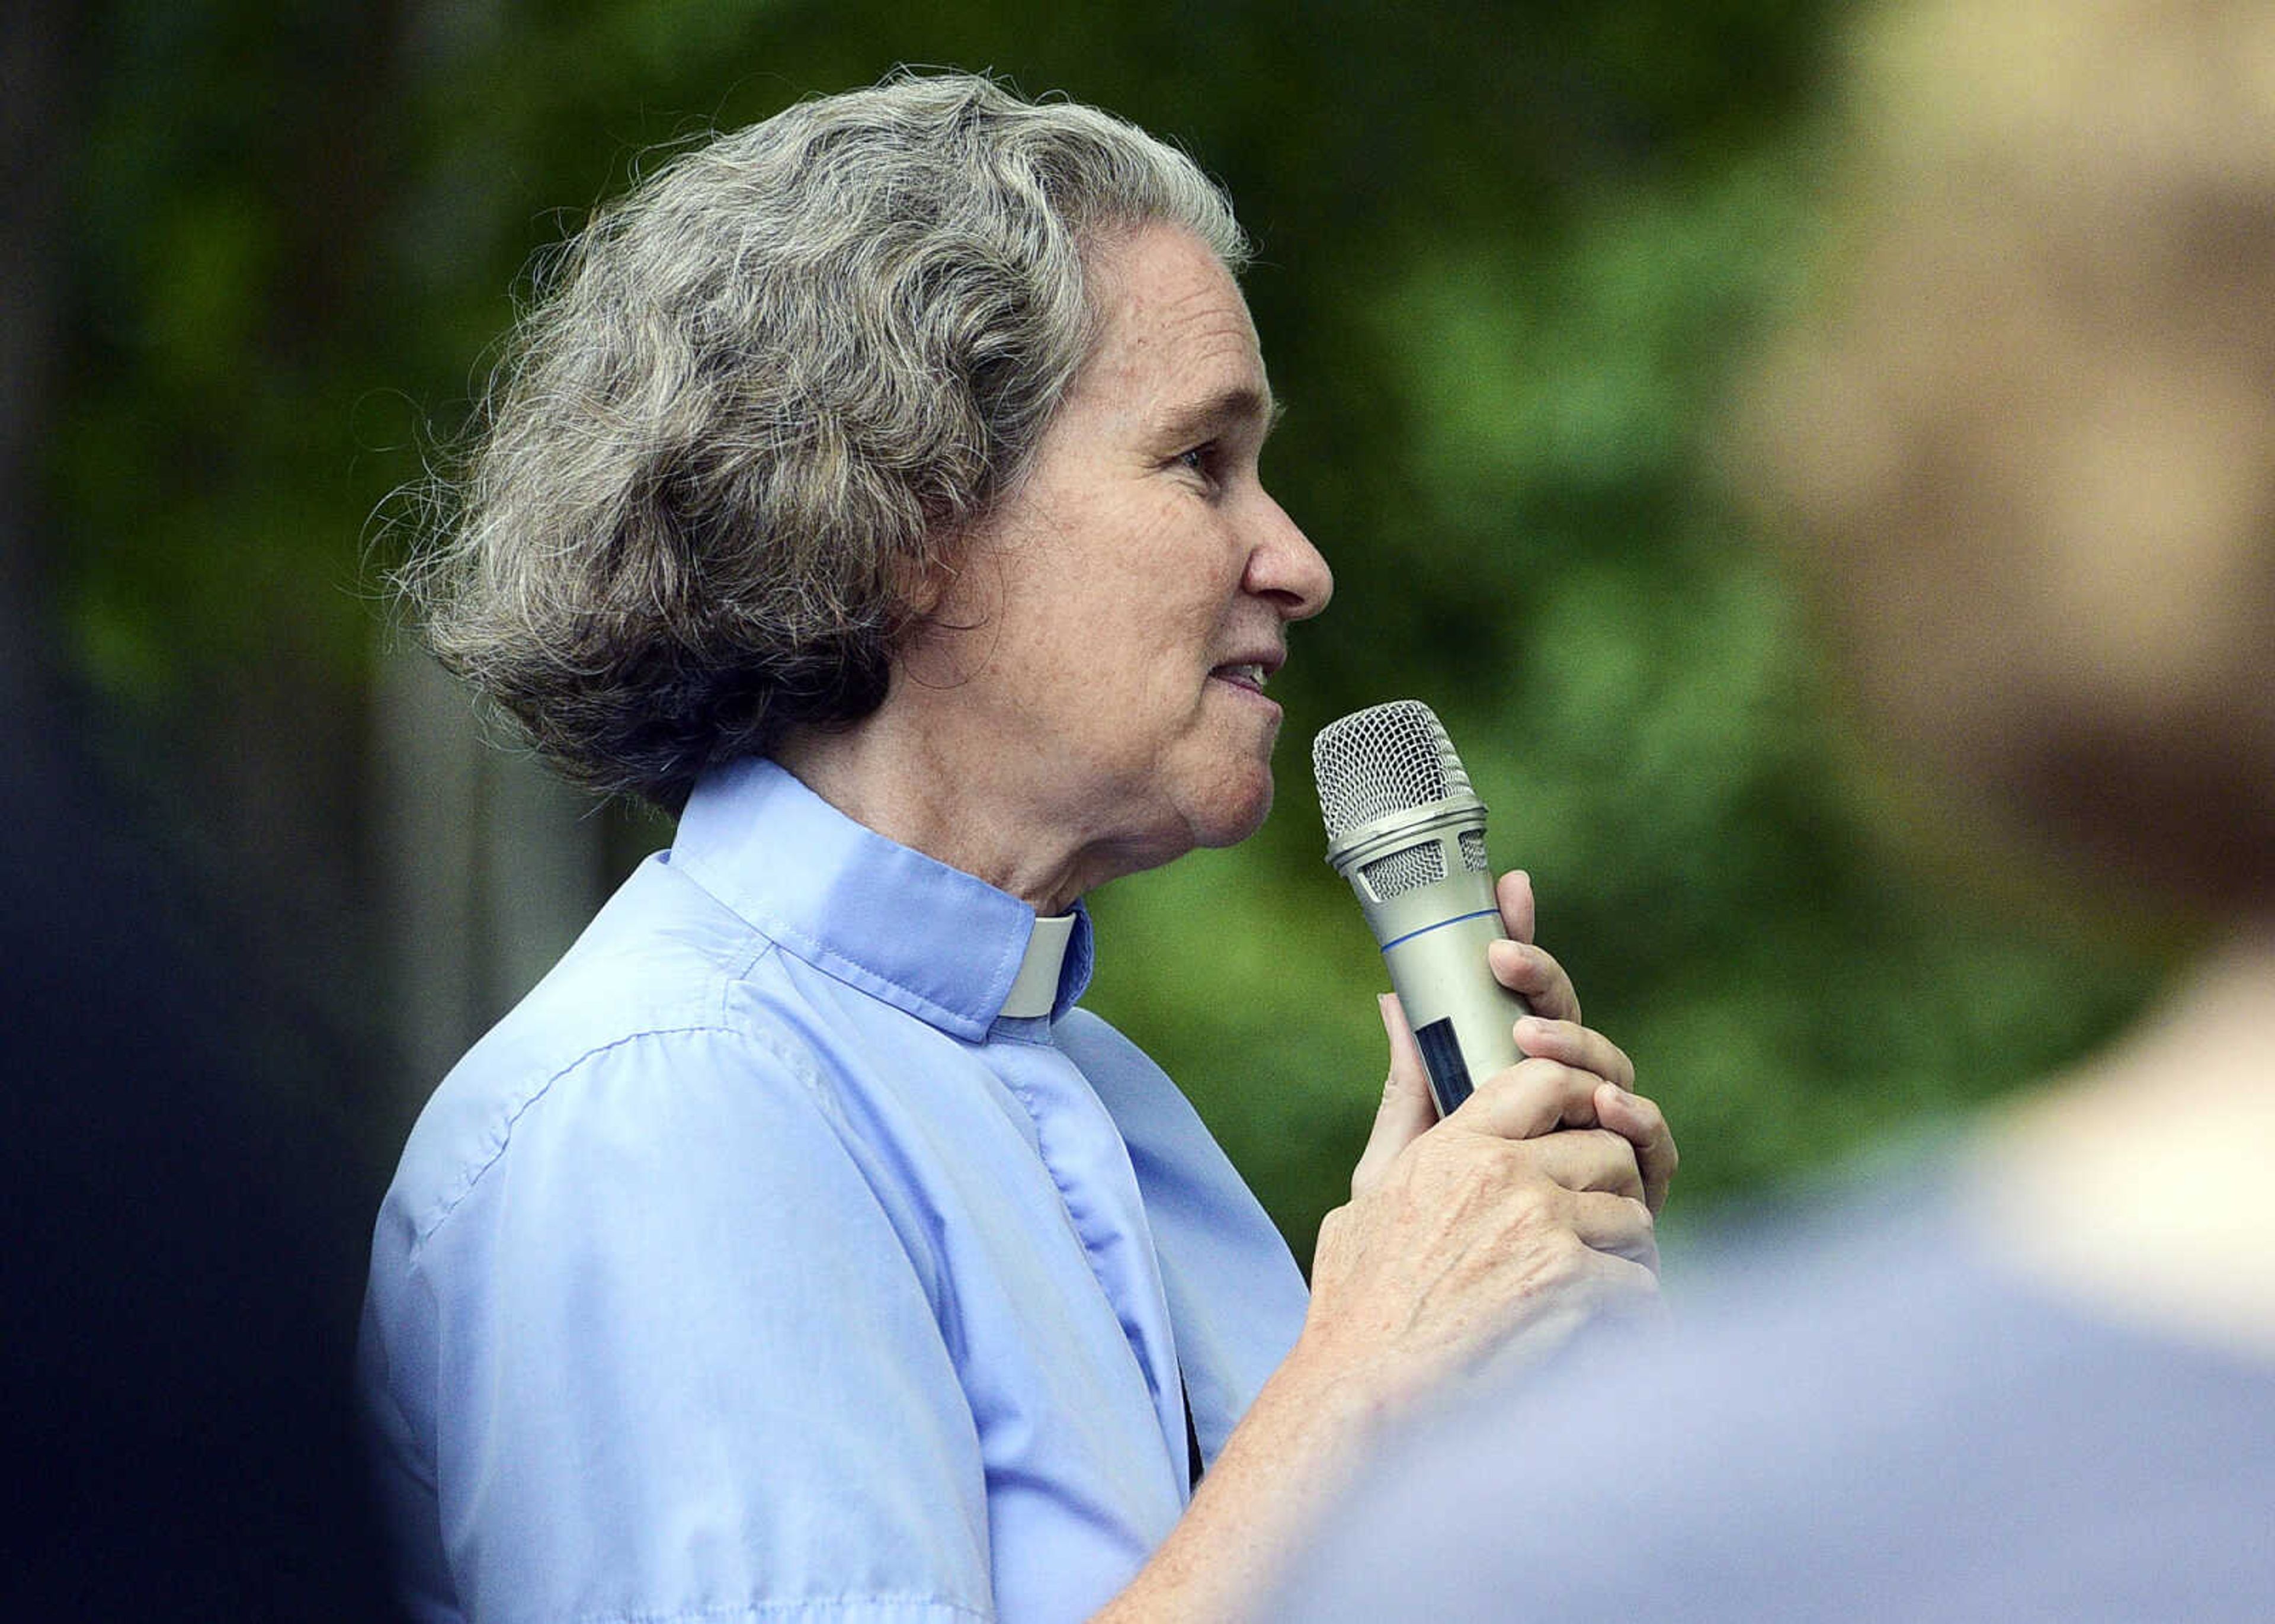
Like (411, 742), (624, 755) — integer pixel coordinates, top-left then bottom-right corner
(360, 1025), (996, 1624)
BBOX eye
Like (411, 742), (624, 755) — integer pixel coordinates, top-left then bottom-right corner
(1172, 443), (1219, 483)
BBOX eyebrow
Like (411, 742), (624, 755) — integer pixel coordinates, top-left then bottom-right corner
(1150, 384), (1284, 449)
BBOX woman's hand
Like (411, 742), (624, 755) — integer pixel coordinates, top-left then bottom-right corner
(1322, 870), (1676, 1395)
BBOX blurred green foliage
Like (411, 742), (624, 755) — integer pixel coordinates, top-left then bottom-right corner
(49, 0), (2146, 1259)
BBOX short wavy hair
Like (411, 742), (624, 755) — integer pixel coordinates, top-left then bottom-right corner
(397, 71), (1248, 809)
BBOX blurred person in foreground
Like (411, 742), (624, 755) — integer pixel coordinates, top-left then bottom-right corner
(362, 73), (1677, 1624)
(1268, 1), (2275, 1617)
(0, 662), (400, 1616)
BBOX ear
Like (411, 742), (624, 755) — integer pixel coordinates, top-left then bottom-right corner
(897, 517), (1005, 637)
(886, 529), (999, 695)
(887, 512), (976, 622)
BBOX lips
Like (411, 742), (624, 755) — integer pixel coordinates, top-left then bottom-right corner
(1209, 640), (1287, 694)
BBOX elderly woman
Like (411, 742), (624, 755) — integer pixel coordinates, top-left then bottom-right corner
(362, 73), (1673, 1624)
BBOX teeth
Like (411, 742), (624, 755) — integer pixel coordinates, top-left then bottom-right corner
(1224, 663), (1267, 690)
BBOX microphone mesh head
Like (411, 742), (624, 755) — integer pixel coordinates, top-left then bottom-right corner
(1312, 700), (1475, 841)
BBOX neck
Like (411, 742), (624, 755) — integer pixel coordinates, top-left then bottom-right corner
(776, 710), (1112, 917)
(1968, 922), (2275, 1355)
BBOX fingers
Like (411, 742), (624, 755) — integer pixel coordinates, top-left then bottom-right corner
(1595, 1081), (1679, 1216)
(1520, 1127), (1648, 1206)
(1351, 993), (1438, 1199)
(1486, 938), (1579, 1026)
(1514, 1014), (1635, 1093)
(1569, 1186), (1659, 1273)
(1428, 1060), (1651, 1207)
(1500, 966), (1672, 1214)
(1442, 1056), (1606, 1141)
(1443, 1010), (1675, 1215)
(1495, 869), (1538, 947)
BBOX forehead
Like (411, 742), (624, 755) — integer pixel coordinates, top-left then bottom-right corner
(1072, 225), (1270, 431)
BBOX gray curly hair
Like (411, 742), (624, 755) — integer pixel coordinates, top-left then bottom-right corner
(398, 71), (1248, 809)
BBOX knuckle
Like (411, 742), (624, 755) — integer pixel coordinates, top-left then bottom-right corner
(1580, 1126), (1643, 1174)
(1619, 1194), (1656, 1236)
(1542, 1228), (1595, 1280)
(1501, 943), (1548, 985)
(1502, 1055), (1564, 1090)
(1607, 1261), (1661, 1301)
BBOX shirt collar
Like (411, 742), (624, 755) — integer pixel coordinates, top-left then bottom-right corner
(671, 756), (1095, 1040)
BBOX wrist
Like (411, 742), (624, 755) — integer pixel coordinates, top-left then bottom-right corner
(1248, 1319), (1417, 1473)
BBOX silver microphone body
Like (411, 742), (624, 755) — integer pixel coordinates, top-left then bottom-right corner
(1314, 702), (1529, 1117)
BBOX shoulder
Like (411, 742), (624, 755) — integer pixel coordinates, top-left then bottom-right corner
(377, 856), (841, 1255)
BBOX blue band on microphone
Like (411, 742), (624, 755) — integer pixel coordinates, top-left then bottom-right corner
(1376, 908), (1501, 955)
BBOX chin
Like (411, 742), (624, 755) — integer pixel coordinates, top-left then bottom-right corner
(1190, 765), (1277, 850)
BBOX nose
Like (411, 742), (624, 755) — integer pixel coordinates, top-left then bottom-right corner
(1243, 492), (1334, 622)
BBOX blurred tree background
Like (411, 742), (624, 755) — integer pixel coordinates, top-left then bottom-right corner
(21, 0), (2151, 1263)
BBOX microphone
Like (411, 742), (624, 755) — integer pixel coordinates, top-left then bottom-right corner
(1312, 700), (1528, 1117)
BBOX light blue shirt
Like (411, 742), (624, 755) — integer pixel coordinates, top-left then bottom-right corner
(359, 758), (1310, 1624)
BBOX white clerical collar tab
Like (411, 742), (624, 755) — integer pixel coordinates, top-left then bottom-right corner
(1001, 913), (1077, 1019)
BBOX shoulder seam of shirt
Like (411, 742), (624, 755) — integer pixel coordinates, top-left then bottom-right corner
(404, 941), (846, 1262)
(405, 1023), (738, 1260)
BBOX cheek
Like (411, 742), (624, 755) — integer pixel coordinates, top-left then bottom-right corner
(1104, 570), (1228, 684)
(1026, 491), (1245, 702)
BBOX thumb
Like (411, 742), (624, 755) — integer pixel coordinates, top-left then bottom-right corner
(1351, 993), (1438, 1198)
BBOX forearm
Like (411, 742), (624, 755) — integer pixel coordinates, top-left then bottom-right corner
(1093, 1333), (1391, 1623)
